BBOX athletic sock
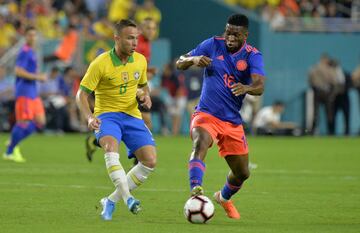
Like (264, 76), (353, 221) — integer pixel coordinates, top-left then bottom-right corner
(188, 159), (205, 190)
(127, 162), (154, 191)
(220, 178), (243, 201)
(6, 122), (37, 155)
(104, 152), (132, 204)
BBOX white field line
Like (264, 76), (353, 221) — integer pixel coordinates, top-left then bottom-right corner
(0, 182), (186, 193)
(0, 182), (272, 194)
(0, 167), (359, 177)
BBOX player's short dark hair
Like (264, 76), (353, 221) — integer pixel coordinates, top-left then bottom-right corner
(25, 26), (36, 33)
(114, 19), (137, 35)
(227, 14), (249, 28)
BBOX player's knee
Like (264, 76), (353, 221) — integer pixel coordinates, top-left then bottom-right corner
(102, 142), (117, 153)
(99, 136), (118, 153)
(34, 116), (46, 127)
(141, 154), (157, 169)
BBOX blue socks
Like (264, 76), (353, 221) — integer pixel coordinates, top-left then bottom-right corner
(221, 178), (243, 201)
(6, 122), (37, 155)
(188, 159), (205, 190)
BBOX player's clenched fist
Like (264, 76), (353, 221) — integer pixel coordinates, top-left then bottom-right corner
(231, 83), (249, 96)
(87, 116), (101, 130)
(37, 73), (48, 82)
(193, 56), (212, 67)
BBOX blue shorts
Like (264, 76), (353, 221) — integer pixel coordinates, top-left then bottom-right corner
(94, 112), (155, 158)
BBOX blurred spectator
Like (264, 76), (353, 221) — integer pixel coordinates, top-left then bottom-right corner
(83, 0), (107, 19)
(34, 0), (61, 39)
(330, 59), (351, 135)
(0, 67), (14, 101)
(135, 0), (161, 25)
(44, 24), (79, 65)
(62, 66), (87, 132)
(352, 60), (360, 134)
(326, 1), (341, 18)
(308, 54), (337, 135)
(224, 0), (266, 9)
(135, 0), (161, 37)
(240, 95), (262, 133)
(0, 15), (17, 56)
(80, 15), (100, 40)
(184, 66), (203, 118)
(253, 101), (300, 136)
(228, 0), (354, 20)
(137, 84), (168, 135)
(258, 0), (357, 31)
(0, 0), (19, 17)
(162, 63), (187, 135)
(353, 0), (360, 20)
(93, 16), (114, 39)
(0, 66), (15, 131)
(262, 3), (286, 30)
(136, 17), (157, 63)
(39, 67), (69, 133)
(136, 17), (165, 132)
(108, 0), (135, 23)
(278, 0), (300, 17)
(136, 17), (158, 84)
(67, 0), (90, 16)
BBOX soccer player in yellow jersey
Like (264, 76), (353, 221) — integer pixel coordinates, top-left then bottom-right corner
(76, 19), (157, 221)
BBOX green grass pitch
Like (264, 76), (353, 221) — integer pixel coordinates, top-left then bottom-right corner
(0, 134), (359, 233)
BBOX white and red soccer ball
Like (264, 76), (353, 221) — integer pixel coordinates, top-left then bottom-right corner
(184, 195), (215, 224)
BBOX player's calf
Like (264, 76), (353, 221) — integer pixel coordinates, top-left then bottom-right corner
(232, 169), (250, 182)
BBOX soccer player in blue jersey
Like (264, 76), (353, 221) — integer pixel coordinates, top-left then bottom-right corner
(176, 14), (265, 219)
(2, 26), (47, 163)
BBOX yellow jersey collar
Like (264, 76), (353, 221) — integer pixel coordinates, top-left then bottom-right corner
(110, 47), (134, 66)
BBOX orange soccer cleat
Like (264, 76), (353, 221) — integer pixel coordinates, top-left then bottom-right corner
(214, 191), (240, 219)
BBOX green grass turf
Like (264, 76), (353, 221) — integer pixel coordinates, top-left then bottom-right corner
(0, 134), (359, 233)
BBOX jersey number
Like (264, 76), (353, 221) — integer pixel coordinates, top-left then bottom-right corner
(119, 84), (127, 94)
(223, 74), (235, 88)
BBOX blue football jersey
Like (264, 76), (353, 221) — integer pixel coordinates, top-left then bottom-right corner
(15, 44), (38, 99)
(189, 37), (265, 125)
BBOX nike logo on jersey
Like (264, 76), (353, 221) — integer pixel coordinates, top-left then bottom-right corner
(108, 77), (115, 80)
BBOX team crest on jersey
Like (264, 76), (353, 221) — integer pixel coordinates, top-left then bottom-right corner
(134, 71), (140, 80)
(121, 72), (129, 82)
(236, 60), (247, 71)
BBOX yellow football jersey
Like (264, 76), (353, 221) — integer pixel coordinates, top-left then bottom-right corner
(80, 48), (147, 118)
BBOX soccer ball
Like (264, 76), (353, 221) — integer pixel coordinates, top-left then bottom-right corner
(184, 195), (215, 224)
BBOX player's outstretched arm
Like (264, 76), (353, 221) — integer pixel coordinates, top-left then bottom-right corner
(231, 74), (265, 96)
(176, 54), (212, 70)
(15, 66), (47, 82)
(76, 89), (101, 130)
